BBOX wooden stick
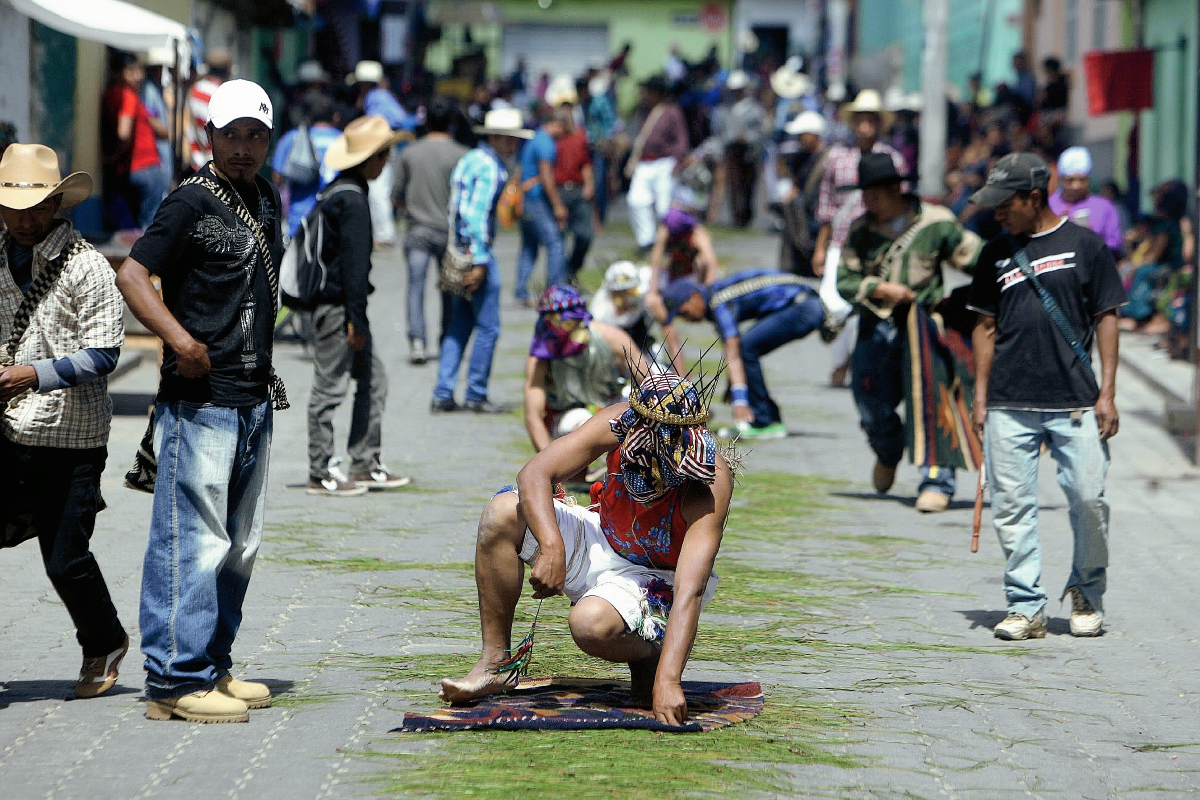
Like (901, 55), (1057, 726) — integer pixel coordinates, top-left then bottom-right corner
(971, 461), (986, 553)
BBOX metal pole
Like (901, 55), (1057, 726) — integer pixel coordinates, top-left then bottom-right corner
(1192, 11), (1200, 464)
(918, 0), (949, 198)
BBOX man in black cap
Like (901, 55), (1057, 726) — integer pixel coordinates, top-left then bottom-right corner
(966, 152), (1125, 641)
(837, 152), (982, 513)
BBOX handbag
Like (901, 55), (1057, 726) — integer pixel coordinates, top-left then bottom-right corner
(1011, 246), (1100, 394)
(438, 242), (478, 298)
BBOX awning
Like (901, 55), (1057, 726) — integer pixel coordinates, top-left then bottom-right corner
(8, 0), (190, 72)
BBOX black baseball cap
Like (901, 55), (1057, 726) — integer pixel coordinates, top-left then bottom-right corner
(969, 152), (1051, 208)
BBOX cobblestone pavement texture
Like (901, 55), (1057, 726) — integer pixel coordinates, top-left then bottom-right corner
(1, 222), (1198, 799)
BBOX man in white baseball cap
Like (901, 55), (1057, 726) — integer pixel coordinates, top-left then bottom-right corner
(117, 77), (286, 723)
(778, 111), (829, 275)
(1049, 146), (1122, 256)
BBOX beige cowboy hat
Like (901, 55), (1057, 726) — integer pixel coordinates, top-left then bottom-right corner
(472, 108), (534, 139)
(545, 74), (578, 107)
(838, 89), (894, 129)
(323, 115), (413, 172)
(0, 144), (92, 211)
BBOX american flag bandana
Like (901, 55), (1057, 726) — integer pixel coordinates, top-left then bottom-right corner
(610, 373), (717, 503)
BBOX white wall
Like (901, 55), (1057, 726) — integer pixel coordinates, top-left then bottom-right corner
(0, 0), (32, 143)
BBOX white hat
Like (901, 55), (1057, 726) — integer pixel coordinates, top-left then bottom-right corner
(296, 60), (330, 84)
(838, 88), (893, 129)
(207, 79), (274, 130)
(588, 70), (612, 97)
(727, 69), (751, 91)
(350, 60), (384, 85)
(472, 108), (534, 139)
(545, 75), (579, 107)
(770, 58), (813, 100)
(1057, 146), (1093, 177)
(603, 261), (642, 293)
(785, 110), (827, 137)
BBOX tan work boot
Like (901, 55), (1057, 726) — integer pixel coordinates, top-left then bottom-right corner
(74, 634), (129, 699)
(915, 491), (950, 513)
(1066, 587), (1102, 637)
(993, 609), (1047, 641)
(216, 674), (272, 709)
(872, 461), (896, 494)
(145, 689), (249, 723)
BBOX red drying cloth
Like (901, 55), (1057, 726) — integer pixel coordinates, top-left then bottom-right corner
(1083, 49), (1155, 115)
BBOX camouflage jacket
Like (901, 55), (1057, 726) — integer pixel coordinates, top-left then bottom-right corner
(836, 198), (982, 320)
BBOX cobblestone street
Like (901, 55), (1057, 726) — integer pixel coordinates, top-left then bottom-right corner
(2, 223), (1199, 799)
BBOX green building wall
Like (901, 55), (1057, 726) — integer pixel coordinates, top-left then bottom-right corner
(1138, 0), (1197, 208)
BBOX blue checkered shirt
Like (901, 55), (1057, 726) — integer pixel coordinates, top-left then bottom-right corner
(449, 142), (508, 266)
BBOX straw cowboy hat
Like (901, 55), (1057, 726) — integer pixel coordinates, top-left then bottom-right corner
(544, 74), (578, 107)
(0, 144), (92, 211)
(323, 115), (413, 172)
(838, 89), (894, 129)
(472, 108), (534, 139)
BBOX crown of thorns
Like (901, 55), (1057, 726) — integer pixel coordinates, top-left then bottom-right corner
(624, 342), (724, 426)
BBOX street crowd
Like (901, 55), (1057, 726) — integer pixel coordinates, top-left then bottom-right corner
(0, 37), (1177, 725)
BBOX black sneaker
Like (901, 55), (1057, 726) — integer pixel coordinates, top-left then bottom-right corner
(351, 467), (412, 490)
(306, 476), (368, 497)
(430, 398), (459, 413)
(463, 399), (513, 414)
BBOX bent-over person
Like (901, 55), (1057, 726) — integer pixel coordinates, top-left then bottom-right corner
(0, 144), (129, 698)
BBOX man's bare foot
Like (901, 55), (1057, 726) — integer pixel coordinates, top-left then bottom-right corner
(438, 661), (519, 705)
(628, 651), (660, 709)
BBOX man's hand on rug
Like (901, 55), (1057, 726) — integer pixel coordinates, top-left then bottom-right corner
(653, 679), (688, 726)
(529, 545), (566, 598)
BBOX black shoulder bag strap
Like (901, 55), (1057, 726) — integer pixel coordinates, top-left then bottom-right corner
(1010, 245), (1099, 394)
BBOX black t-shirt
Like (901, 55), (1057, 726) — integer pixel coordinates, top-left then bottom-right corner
(131, 165), (284, 406)
(968, 219), (1126, 410)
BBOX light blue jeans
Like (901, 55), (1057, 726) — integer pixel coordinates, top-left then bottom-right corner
(140, 400), (272, 699)
(515, 195), (567, 302)
(985, 408), (1110, 620)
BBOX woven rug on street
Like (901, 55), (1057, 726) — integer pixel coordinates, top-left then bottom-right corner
(396, 678), (763, 733)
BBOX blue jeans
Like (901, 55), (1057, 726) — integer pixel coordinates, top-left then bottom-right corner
(404, 226), (449, 343)
(515, 195), (567, 302)
(985, 408), (1110, 619)
(592, 148), (609, 222)
(851, 317), (956, 497)
(140, 400), (273, 699)
(129, 165), (167, 230)
(741, 290), (824, 426)
(434, 261), (502, 403)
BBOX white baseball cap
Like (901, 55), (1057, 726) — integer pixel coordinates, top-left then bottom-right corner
(207, 79), (274, 130)
(785, 110), (827, 137)
(1057, 146), (1093, 177)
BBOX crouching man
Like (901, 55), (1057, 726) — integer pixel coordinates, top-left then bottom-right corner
(441, 370), (733, 726)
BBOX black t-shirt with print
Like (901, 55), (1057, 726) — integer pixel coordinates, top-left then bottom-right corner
(131, 165), (284, 407)
(968, 219), (1126, 410)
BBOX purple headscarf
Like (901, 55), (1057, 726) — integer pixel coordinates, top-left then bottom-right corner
(663, 207), (697, 238)
(530, 285), (592, 360)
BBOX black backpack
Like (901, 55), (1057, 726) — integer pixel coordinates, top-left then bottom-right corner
(279, 182), (364, 309)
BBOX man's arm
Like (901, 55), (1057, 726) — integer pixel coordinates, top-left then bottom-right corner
(1093, 309), (1119, 440)
(582, 162), (595, 201)
(539, 158), (567, 228)
(338, 195), (375, 345)
(115, 258), (210, 378)
(692, 227), (720, 284)
(523, 356), (553, 452)
(811, 223), (831, 275)
(516, 406), (623, 598)
(646, 225), (670, 321)
(971, 314), (995, 434)
(460, 159), (500, 264)
(653, 461), (732, 726)
(722, 334), (753, 424)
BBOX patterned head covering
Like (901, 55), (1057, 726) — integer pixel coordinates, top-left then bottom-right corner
(610, 372), (717, 503)
(531, 285), (592, 360)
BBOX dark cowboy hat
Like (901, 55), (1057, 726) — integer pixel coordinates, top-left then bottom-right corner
(845, 152), (915, 191)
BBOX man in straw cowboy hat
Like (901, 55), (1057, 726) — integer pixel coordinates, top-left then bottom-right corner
(440, 365), (734, 727)
(812, 88), (907, 386)
(0, 144), (129, 699)
(305, 115), (413, 496)
(432, 108), (532, 414)
(117, 79), (286, 722)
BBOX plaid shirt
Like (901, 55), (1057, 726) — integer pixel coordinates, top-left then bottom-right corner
(0, 223), (124, 449)
(816, 143), (906, 248)
(449, 142), (507, 266)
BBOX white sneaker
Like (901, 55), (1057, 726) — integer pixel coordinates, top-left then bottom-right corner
(1066, 587), (1102, 637)
(993, 609), (1047, 640)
